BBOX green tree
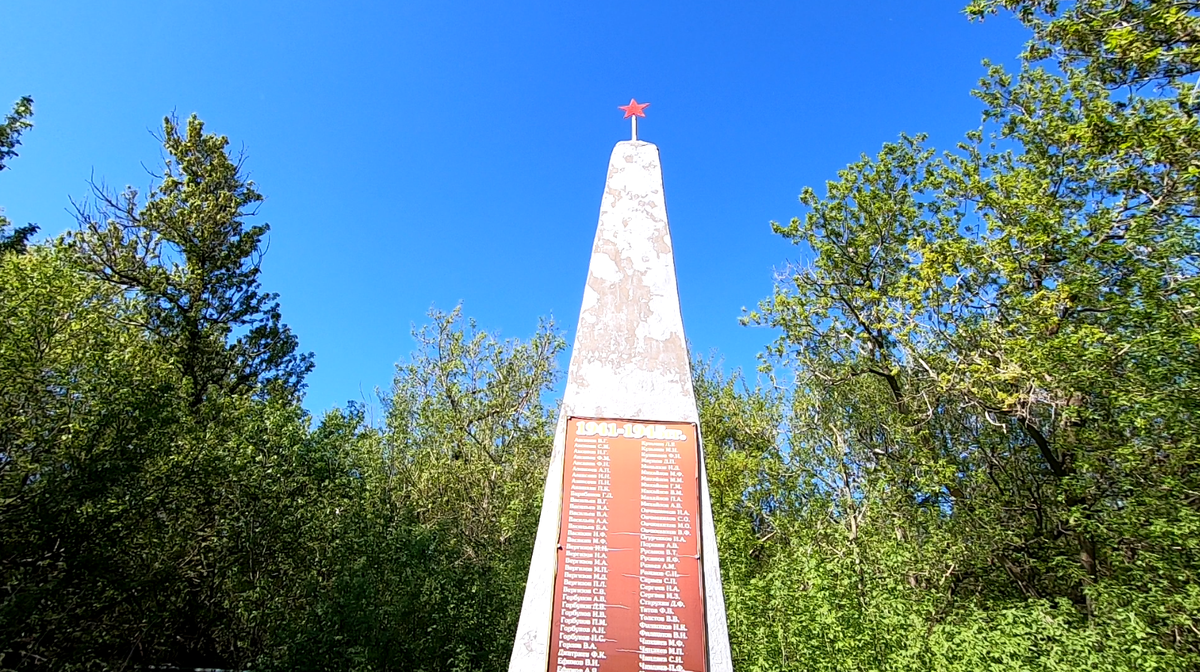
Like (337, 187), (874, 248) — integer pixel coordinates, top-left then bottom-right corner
(0, 247), (323, 672)
(968, 0), (1200, 88)
(742, 0), (1200, 669)
(0, 112), (330, 671)
(264, 307), (565, 672)
(73, 113), (312, 409)
(0, 96), (37, 256)
(0, 244), (182, 669)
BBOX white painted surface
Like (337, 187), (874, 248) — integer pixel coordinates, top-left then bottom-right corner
(508, 141), (732, 672)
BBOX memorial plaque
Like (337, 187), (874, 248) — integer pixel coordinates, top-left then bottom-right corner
(548, 417), (707, 672)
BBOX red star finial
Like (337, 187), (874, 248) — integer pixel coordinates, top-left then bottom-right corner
(618, 98), (650, 118)
(618, 98), (650, 141)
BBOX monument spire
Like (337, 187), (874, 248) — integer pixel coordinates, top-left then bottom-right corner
(508, 105), (733, 672)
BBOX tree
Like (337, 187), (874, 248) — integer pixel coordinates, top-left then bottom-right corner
(0, 96), (37, 256)
(374, 306), (563, 670)
(0, 113), (320, 670)
(73, 114), (312, 408)
(0, 245), (182, 669)
(4, 109), (567, 671)
(743, 0), (1200, 668)
(968, 0), (1200, 89)
(263, 307), (565, 672)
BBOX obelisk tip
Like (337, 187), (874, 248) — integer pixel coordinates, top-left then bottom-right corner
(618, 98), (650, 141)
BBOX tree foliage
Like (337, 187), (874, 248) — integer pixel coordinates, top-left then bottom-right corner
(73, 114), (313, 409)
(0, 96), (37, 257)
(0, 246), (179, 668)
(5, 2), (1200, 670)
(0, 101), (568, 669)
(740, 0), (1200, 669)
(263, 308), (564, 672)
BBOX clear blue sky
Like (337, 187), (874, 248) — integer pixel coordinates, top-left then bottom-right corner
(3, 1), (1029, 416)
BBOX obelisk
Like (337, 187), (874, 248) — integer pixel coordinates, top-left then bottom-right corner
(508, 102), (732, 672)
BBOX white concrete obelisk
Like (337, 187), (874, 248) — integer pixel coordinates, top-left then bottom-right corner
(508, 103), (732, 672)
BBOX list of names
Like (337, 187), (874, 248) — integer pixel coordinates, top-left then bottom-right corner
(548, 419), (706, 672)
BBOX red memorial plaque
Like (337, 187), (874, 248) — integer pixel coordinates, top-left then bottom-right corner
(548, 418), (707, 672)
